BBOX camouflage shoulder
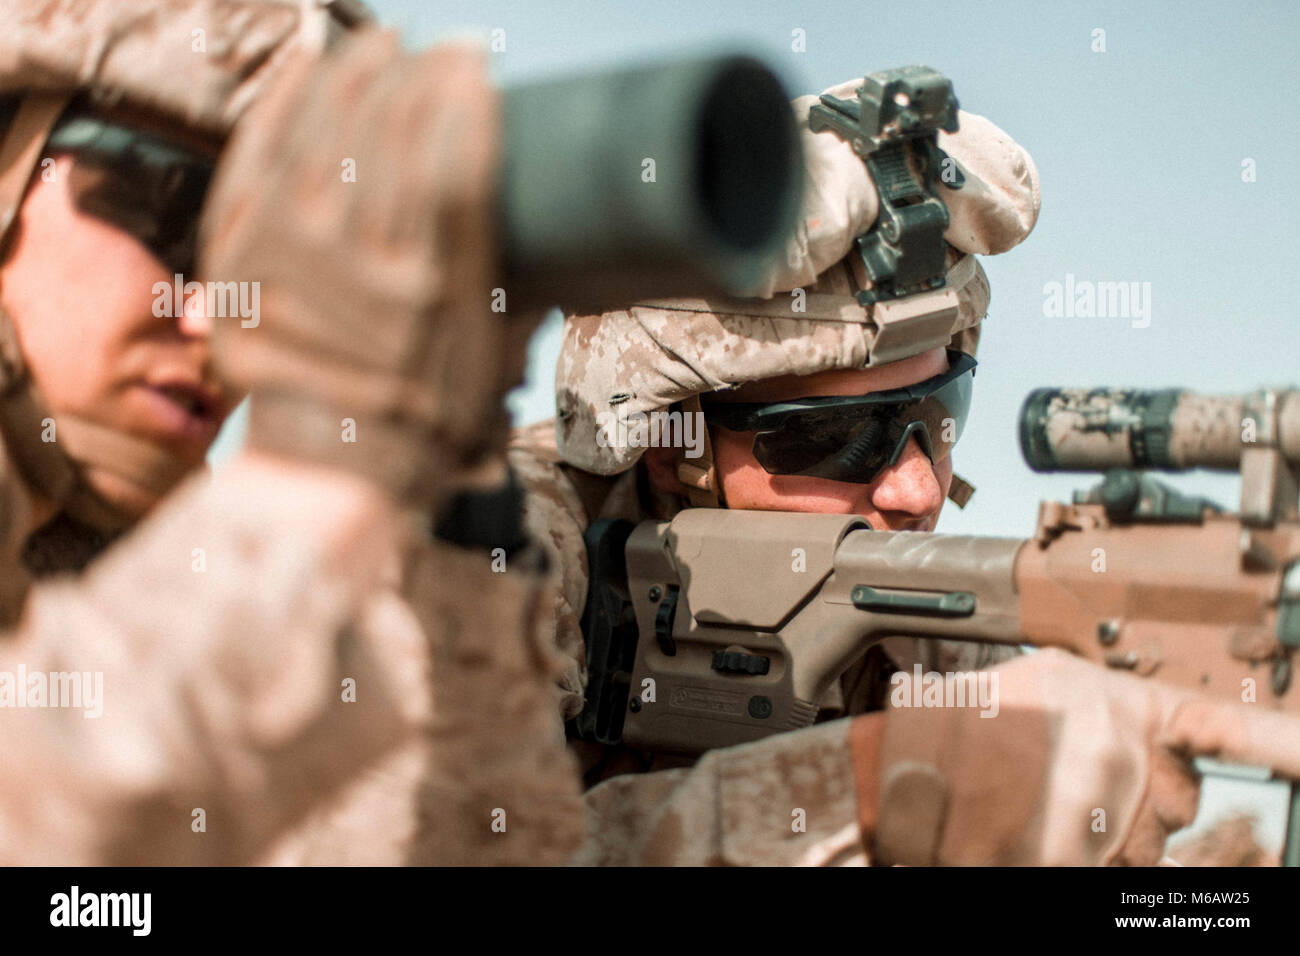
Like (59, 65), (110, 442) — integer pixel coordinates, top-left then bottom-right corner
(508, 420), (589, 550)
(508, 419), (591, 720)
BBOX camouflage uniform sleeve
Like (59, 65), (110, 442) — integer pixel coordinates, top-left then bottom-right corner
(509, 421), (592, 721)
(570, 719), (867, 866)
(0, 456), (410, 864)
(259, 521), (586, 866)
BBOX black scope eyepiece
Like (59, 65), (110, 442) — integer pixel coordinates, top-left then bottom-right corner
(501, 53), (802, 311)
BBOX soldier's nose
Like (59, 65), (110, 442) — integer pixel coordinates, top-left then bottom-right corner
(179, 283), (212, 337)
(867, 436), (944, 521)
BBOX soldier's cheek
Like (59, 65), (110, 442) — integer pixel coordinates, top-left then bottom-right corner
(710, 427), (868, 515)
(720, 465), (875, 517)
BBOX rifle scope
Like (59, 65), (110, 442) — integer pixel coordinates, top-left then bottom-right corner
(1020, 387), (1300, 472)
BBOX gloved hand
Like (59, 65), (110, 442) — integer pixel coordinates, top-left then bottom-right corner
(850, 649), (1300, 865)
(750, 76), (1041, 298)
(199, 29), (529, 512)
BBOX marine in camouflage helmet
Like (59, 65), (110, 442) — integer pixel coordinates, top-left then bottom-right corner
(0, 4), (585, 864)
(508, 76), (1042, 862)
(515, 74), (1295, 869)
(513, 78), (1040, 723)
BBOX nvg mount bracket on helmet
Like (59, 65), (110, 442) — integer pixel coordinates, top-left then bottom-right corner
(809, 65), (963, 306)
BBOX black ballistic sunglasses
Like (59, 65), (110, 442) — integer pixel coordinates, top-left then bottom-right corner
(701, 350), (977, 484)
(45, 110), (215, 277)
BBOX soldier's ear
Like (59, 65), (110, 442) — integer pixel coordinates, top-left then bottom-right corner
(642, 445), (694, 497)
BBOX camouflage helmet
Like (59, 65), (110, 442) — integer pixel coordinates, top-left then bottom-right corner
(0, 0), (370, 223)
(555, 81), (1040, 506)
(0, 0), (368, 529)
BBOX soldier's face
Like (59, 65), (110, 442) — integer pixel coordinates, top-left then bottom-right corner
(706, 348), (953, 531)
(0, 149), (233, 519)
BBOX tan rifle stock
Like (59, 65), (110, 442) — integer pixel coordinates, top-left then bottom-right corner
(616, 505), (1300, 756)
(572, 386), (1300, 862)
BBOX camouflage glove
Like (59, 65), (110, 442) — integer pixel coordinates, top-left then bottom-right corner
(850, 649), (1300, 865)
(200, 30), (520, 512)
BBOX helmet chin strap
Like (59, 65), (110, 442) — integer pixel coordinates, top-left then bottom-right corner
(0, 305), (194, 532)
(947, 472), (976, 509)
(674, 394), (722, 508)
(0, 93), (193, 533)
(56, 416), (196, 528)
